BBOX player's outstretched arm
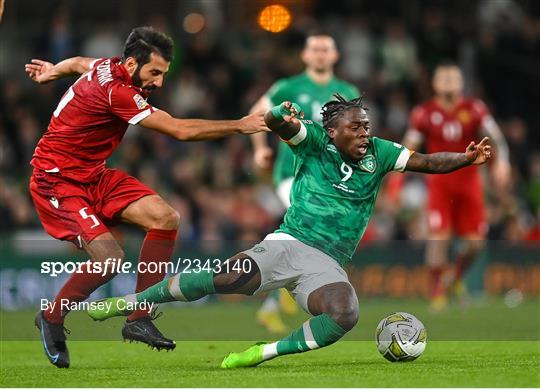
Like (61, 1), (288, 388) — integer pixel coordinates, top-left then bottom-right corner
(405, 137), (491, 173)
(139, 110), (269, 141)
(250, 95), (273, 169)
(24, 57), (96, 84)
(264, 101), (303, 140)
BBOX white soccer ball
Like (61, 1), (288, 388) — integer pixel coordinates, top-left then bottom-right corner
(375, 312), (427, 362)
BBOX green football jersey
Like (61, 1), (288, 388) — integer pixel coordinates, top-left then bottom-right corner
(266, 72), (359, 187)
(276, 120), (411, 265)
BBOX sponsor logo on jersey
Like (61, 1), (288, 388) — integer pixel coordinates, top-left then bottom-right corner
(358, 154), (377, 173)
(253, 246), (266, 253)
(133, 94), (148, 110)
(326, 144), (338, 153)
(333, 183), (355, 194)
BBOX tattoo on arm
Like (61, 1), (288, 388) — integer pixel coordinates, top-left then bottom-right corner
(405, 151), (470, 173)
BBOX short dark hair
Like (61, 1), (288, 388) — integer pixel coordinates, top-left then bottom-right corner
(122, 26), (174, 65)
(304, 31), (337, 48)
(321, 94), (368, 130)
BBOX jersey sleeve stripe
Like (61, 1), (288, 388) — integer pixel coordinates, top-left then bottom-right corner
(128, 108), (153, 125)
(393, 148), (412, 172)
(285, 121), (308, 145)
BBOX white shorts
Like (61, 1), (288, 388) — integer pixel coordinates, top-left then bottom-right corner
(244, 232), (351, 314)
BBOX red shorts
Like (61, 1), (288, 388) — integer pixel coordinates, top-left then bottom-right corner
(427, 179), (487, 237)
(30, 168), (156, 247)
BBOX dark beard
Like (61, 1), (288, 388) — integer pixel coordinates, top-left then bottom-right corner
(132, 65), (156, 95)
(132, 65), (143, 88)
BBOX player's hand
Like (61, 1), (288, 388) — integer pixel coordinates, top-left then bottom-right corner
(254, 146), (273, 169)
(238, 112), (270, 134)
(25, 59), (55, 84)
(280, 101), (304, 124)
(465, 137), (491, 165)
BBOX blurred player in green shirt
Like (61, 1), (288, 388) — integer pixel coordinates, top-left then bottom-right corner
(250, 34), (359, 333)
(89, 96), (492, 368)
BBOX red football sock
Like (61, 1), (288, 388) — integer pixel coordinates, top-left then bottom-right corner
(429, 266), (445, 298)
(44, 266), (117, 324)
(127, 229), (178, 321)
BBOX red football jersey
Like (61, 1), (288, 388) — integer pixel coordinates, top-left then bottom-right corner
(31, 57), (157, 183)
(408, 97), (490, 186)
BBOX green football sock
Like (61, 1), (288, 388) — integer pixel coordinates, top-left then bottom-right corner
(133, 270), (216, 303)
(175, 269), (216, 301)
(262, 313), (347, 359)
(134, 278), (175, 303)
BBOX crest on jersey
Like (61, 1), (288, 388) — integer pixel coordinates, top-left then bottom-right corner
(133, 94), (148, 110)
(430, 111), (443, 126)
(359, 154), (377, 173)
(457, 109), (471, 124)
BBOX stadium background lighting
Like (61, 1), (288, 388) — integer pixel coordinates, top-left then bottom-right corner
(257, 4), (292, 33)
(183, 13), (206, 34)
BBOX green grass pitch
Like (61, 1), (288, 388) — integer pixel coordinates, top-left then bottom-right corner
(1, 299), (539, 387)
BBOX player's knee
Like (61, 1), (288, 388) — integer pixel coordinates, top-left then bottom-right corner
(85, 235), (125, 266)
(115, 247), (126, 261)
(151, 206), (180, 230)
(327, 302), (359, 331)
(165, 208), (181, 230)
(104, 245), (125, 265)
(94, 247), (124, 277)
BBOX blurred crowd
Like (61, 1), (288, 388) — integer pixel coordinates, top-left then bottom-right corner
(1, 0), (539, 245)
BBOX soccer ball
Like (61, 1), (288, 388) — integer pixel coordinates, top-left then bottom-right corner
(375, 312), (427, 362)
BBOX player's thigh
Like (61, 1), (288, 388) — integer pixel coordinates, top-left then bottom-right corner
(455, 191), (487, 239)
(212, 252), (261, 295)
(243, 233), (300, 295)
(95, 169), (175, 229)
(427, 184), (453, 235)
(119, 194), (180, 230)
(426, 186), (453, 266)
(285, 242), (354, 315)
(30, 174), (110, 247)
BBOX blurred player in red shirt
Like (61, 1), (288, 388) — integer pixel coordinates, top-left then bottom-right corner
(401, 62), (510, 310)
(25, 26), (267, 368)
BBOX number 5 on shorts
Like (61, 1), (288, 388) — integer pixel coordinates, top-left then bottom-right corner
(79, 207), (100, 228)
